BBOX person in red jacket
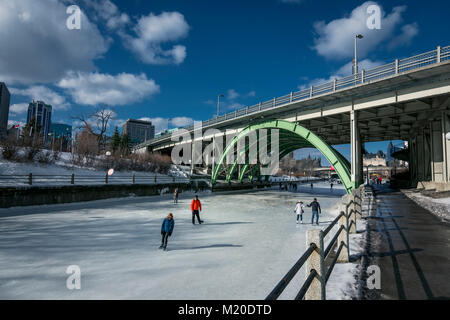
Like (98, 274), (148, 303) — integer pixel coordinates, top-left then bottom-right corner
(191, 195), (203, 225)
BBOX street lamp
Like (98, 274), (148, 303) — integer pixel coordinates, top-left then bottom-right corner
(217, 94), (225, 118)
(353, 34), (364, 75)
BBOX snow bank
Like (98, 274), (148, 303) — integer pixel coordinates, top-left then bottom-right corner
(402, 190), (450, 222)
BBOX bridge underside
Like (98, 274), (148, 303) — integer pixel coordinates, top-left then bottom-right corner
(298, 96), (450, 186)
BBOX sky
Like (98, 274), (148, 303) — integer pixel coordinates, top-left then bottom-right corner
(2, 0), (449, 162)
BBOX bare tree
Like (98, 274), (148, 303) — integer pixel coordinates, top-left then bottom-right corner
(73, 108), (114, 152)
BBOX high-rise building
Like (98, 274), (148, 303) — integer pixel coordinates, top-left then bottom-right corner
(26, 100), (52, 139)
(122, 119), (155, 145)
(50, 123), (72, 152)
(0, 82), (11, 139)
(50, 123), (72, 139)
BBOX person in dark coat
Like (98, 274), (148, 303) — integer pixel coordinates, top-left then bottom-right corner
(174, 188), (179, 204)
(307, 198), (321, 225)
(160, 213), (175, 251)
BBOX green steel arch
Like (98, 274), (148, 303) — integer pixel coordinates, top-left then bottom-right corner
(211, 120), (353, 194)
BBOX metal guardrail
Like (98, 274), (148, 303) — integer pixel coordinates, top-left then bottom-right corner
(266, 185), (364, 300)
(135, 45), (449, 149)
(0, 174), (190, 187)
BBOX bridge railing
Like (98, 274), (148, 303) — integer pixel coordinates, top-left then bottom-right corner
(136, 45), (449, 149)
(0, 173), (190, 187)
(266, 185), (365, 300)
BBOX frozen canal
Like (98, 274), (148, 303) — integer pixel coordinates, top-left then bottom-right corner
(0, 183), (349, 300)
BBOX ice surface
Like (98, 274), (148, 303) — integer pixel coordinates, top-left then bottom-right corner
(0, 183), (354, 300)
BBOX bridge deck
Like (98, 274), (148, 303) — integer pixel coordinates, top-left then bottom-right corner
(365, 188), (450, 300)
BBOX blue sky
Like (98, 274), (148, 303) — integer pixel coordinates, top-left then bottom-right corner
(3, 0), (449, 162)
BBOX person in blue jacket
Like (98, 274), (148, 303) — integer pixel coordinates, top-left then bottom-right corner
(160, 213), (175, 251)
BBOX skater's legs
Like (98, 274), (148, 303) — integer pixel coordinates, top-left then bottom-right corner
(195, 211), (201, 224)
(192, 210), (201, 224)
(161, 232), (169, 248)
(311, 211), (319, 224)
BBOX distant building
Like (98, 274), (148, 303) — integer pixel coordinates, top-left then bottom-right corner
(50, 123), (72, 152)
(122, 119), (155, 145)
(363, 151), (386, 167)
(0, 82), (11, 139)
(26, 101), (52, 140)
(50, 123), (72, 139)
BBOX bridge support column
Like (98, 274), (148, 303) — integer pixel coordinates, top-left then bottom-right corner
(443, 111), (450, 183)
(350, 111), (363, 189)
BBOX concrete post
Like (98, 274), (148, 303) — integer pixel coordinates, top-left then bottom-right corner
(442, 112), (450, 183)
(354, 188), (362, 221)
(71, 173), (75, 185)
(348, 196), (357, 234)
(305, 229), (324, 300)
(350, 110), (363, 188)
(337, 207), (349, 263)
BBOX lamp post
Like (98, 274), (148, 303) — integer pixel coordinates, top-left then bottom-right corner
(353, 34), (364, 75)
(217, 94), (224, 118)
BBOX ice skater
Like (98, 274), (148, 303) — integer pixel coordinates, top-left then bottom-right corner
(307, 198), (321, 225)
(160, 213), (175, 251)
(191, 195), (203, 224)
(294, 201), (305, 224)
(174, 188), (179, 204)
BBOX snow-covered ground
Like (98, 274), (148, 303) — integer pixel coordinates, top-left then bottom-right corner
(0, 182), (359, 300)
(402, 190), (450, 222)
(0, 152), (188, 186)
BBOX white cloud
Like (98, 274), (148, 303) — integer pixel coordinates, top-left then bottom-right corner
(312, 2), (418, 60)
(10, 86), (70, 110)
(227, 89), (240, 100)
(57, 72), (160, 106)
(388, 23), (419, 50)
(298, 59), (384, 90)
(123, 12), (190, 65)
(9, 103), (29, 115)
(82, 0), (130, 31)
(0, 0), (109, 84)
(139, 116), (195, 133)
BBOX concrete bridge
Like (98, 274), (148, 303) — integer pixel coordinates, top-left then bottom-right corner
(134, 46), (450, 193)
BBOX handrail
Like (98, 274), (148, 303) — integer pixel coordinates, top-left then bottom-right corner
(135, 45), (449, 150)
(295, 269), (318, 300)
(265, 243), (317, 300)
(0, 173), (190, 186)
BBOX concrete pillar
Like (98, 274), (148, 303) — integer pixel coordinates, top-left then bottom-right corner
(305, 229), (324, 300)
(350, 110), (363, 188)
(348, 200), (357, 234)
(337, 205), (349, 263)
(442, 112), (450, 183)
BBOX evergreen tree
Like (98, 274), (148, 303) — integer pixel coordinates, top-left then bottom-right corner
(110, 127), (121, 152)
(120, 133), (131, 156)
